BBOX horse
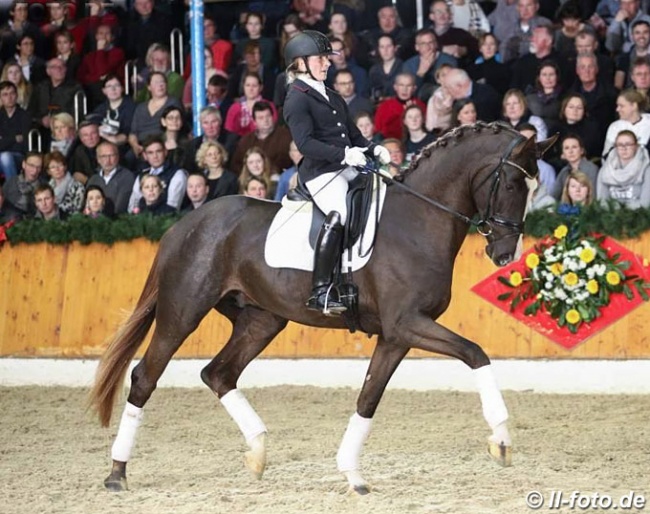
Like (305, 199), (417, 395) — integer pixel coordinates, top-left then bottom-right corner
(89, 122), (556, 494)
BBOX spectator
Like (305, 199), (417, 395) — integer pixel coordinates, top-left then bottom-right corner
(86, 140), (135, 214)
(274, 140), (302, 201)
(615, 20), (650, 90)
(553, 1), (587, 60)
(124, 0), (173, 67)
(48, 112), (76, 157)
(279, 14), (305, 70)
(425, 63), (455, 132)
(362, 5), (414, 61)
(597, 129), (650, 208)
(402, 28), (457, 93)
(41, 2), (86, 54)
(68, 120), (102, 184)
(231, 101), (292, 176)
(332, 69), (374, 119)
(525, 60), (563, 134)
(368, 34), (404, 102)
(44, 150), (84, 214)
(0, 182), (23, 224)
(28, 57), (82, 131)
(135, 44), (184, 103)
(0, 81), (30, 180)
(3, 151), (45, 216)
(225, 74), (277, 138)
(568, 53), (618, 132)
(10, 34), (46, 84)
(450, 98), (478, 127)
(181, 173), (211, 213)
(83, 184), (115, 218)
(375, 72), (426, 139)
(34, 183), (68, 220)
(560, 170), (594, 209)
(159, 105), (189, 168)
(54, 30), (81, 83)
(499, 0), (551, 64)
(134, 173), (177, 216)
(182, 16), (232, 79)
(467, 33), (511, 97)
(242, 175), (268, 198)
(605, 0), (650, 55)
(237, 147), (275, 198)
(445, 0), (490, 36)
(445, 67), (501, 121)
(382, 137), (408, 176)
(233, 12), (278, 73)
(402, 104), (436, 162)
(629, 57), (650, 106)
(551, 134), (599, 200)
(87, 75), (135, 153)
(182, 47), (221, 111)
(501, 88), (548, 140)
(195, 140), (238, 200)
(183, 106), (233, 173)
(556, 93), (604, 160)
(128, 136), (186, 212)
(1, 62), (31, 109)
(0, 1), (43, 64)
(76, 24), (125, 108)
(207, 74), (233, 122)
(327, 11), (367, 69)
(517, 122), (555, 191)
(427, 0), (479, 64)
(354, 111), (383, 144)
(489, 0), (520, 48)
(603, 89), (650, 156)
(570, 29), (614, 85)
(325, 37), (370, 98)
(129, 72), (182, 158)
(228, 41), (276, 101)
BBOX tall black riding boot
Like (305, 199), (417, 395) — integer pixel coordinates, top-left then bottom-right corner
(306, 211), (347, 315)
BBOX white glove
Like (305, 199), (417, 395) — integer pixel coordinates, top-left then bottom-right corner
(373, 145), (391, 165)
(342, 146), (368, 167)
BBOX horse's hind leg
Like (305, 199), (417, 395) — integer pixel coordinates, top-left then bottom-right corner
(105, 303), (215, 491)
(387, 316), (512, 466)
(337, 336), (408, 494)
(201, 306), (287, 479)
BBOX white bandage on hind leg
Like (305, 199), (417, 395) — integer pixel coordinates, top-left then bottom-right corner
(111, 402), (144, 462)
(336, 412), (373, 472)
(220, 389), (267, 445)
(474, 365), (510, 443)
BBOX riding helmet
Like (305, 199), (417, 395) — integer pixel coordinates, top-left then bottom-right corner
(284, 30), (339, 64)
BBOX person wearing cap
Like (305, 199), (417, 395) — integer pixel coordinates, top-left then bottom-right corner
(282, 30), (391, 315)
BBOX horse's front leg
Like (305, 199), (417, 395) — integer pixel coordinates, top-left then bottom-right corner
(386, 315), (512, 467)
(337, 336), (408, 494)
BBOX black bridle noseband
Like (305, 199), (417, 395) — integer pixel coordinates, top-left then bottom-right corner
(369, 134), (535, 240)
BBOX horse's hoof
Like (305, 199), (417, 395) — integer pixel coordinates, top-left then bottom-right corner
(487, 440), (512, 467)
(343, 470), (370, 495)
(104, 474), (128, 492)
(352, 484), (371, 495)
(244, 433), (267, 480)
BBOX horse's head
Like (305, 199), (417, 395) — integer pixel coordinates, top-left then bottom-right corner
(474, 130), (558, 267)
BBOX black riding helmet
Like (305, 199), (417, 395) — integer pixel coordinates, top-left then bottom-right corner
(284, 30), (339, 72)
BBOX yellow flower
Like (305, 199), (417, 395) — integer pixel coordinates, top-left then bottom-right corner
(550, 262), (563, 275)
(587, 279), (599, 294)
(554, 225), (568, 239)
(510, 271), (523, 287)
(563, 272), (578, 286)
(606, 271), (621, 286)
(579, 247), (596, 264)
(525, 253), (540, 269)
(566, 309), (581, 324)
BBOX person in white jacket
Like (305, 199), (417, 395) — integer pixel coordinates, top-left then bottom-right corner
(602, 88), (650, 156)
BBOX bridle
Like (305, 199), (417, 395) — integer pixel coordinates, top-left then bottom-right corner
(371, 133), (535, 240)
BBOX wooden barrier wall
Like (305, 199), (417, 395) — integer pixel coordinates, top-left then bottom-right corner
(2, 235), (650, 359)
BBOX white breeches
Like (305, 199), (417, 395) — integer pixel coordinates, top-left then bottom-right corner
(305, 166), (358, 225)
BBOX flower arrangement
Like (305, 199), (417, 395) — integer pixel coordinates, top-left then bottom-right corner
(498, 224), (650, 334)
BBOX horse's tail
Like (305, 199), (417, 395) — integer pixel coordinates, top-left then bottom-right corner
(88, 252), (160, 427)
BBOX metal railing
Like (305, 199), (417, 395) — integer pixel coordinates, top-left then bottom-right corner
(74, 90), (87, 128)
(124, 60), (138, 97)
(170, 28), (184, 76)
(28, 128), (42, 152)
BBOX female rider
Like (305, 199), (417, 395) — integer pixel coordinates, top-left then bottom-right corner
(282, 30), (390, 315)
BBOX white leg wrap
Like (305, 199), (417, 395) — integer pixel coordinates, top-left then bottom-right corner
(474, 365), (509, 432)
(111, 402), (143, 462)
(336, 412), (373, 472)
(220, 389), (267, 446)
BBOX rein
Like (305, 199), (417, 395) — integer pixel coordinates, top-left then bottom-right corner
(368, 134), (530, 236)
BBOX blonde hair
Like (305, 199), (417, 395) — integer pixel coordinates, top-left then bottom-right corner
(51, 112), (75, 130)
(238, 146), (272, 191)
(195, 140), (228, 169)
(1, 62), (31, 109)
(561, 170), (594, 205)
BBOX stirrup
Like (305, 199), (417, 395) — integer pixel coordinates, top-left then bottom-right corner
(306, 284), (347, 316)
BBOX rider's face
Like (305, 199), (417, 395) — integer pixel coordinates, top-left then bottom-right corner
(301, 55), (330, 81)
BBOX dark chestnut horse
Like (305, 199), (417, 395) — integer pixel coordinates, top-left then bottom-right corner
(90, 122), (555, 494)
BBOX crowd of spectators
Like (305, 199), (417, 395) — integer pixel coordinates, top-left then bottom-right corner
(2, 0), (650, 231)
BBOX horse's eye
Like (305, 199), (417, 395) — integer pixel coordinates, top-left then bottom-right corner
(505, 183), (515, 192)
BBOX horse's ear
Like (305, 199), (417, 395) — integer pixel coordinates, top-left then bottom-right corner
(535, 133), (559, 159)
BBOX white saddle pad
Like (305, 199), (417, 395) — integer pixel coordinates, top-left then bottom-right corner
(264, 178), (387, 272)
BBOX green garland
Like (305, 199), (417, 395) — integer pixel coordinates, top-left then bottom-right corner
(4, 203), (650, 246)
